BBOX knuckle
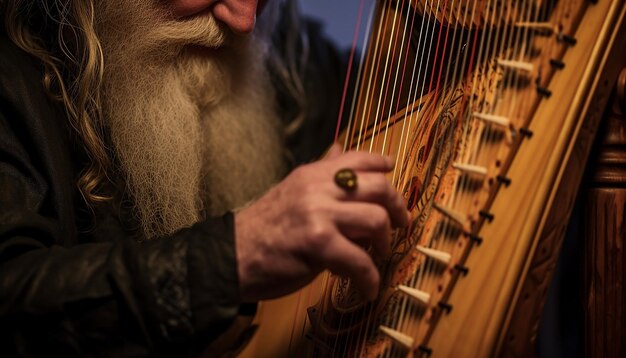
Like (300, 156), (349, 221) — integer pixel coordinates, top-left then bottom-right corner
(347, 151), (374, 167)
(343, 150), (361, 160)
(369, 268), (381, 287)
(349, 253), (366, 272)
(370, 207), (390, 230)
(370, 175), (391, 199)
(394, 192), (407, 210)
(380, 176), (396, 199)
(384, 183), (398, 203)
(361, 154), (382, 168)
(299, 196), (322, 218)
(357, 256), (376, 278)
(374, 175), (389, 190)
(382, 178), (395, 195)
(305, 221), (333, 251)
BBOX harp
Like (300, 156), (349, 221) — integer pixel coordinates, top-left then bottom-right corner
(239, 0), (626, 356)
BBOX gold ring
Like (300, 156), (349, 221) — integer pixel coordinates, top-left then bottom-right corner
(334, 168), (358, 192)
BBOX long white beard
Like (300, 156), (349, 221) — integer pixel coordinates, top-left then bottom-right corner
(96, 1), (286, 238)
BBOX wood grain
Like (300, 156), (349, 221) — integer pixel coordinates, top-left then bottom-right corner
(430, 2), (626, 357)
(584, 67), (626, 358)
(500, 28), (626, 358)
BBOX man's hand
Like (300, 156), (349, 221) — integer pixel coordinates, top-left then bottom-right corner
(235, 144), (411, 302)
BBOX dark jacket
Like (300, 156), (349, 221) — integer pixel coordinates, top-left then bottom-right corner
(0, 17), (346, 357)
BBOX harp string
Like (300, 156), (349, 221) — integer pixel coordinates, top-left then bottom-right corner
(335, 0), (369, 143)
(404, 0), (462, 348)
(359, 1), (421, 354)
(313, 0), (376, 355)
(381, 1), (448, 356)
(384, 1), (446, 355)
(325, 0), (383, 354)
(385, 0), (438, 355)
(342, 0), (378, 154)
(367, 0), (403, 155)
(396, 0), (478, 344)
(353, 0), (392, 152)
(342, 2), (414, 354)
(273, 1), (586, 356)
(378, 0), (414, 158)
(322, 0), (563, 355)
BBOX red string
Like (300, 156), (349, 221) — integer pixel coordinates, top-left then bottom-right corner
(429, 0), (451, 105)
(353, 4), (393, 151)
(335, 0), (367, 143)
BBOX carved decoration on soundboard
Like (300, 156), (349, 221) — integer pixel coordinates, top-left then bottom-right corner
(307, 57), (504, 356)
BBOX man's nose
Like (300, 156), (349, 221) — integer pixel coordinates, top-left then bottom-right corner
(212, 0), (259, 34)
(171, 0), (259, 35)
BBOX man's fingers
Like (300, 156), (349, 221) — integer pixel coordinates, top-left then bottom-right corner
(321, 236), (380, 300)
(331, 203), (392, 258)
(332, 173), (410, 228)
(325, 150), (394, 172)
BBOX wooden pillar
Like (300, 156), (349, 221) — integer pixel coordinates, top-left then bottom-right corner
(584, 68), (626, 358)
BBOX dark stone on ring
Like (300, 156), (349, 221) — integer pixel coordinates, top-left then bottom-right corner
(335, 168), (358, 192)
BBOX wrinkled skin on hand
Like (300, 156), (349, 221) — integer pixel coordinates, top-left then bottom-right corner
(235, 144), (411, 302)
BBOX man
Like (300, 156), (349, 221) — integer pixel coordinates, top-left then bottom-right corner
(0, 0), (409, 355)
